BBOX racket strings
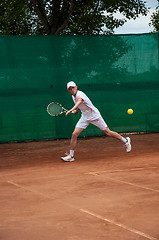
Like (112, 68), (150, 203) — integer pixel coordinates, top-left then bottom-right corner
(47, 103), (63, 116)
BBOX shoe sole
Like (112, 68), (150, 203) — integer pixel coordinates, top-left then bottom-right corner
(61, 157), (75, 162)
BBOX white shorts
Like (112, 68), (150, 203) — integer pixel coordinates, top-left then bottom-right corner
(76, 116), (108, 131)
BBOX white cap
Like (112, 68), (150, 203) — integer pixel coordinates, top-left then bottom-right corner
(67, 81), (76, 89)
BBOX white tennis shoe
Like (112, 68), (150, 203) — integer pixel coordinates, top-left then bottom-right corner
(61, 154), (74, 162)
(125, 137), (131, 152)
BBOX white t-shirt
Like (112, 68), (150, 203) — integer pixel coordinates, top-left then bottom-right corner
(72, 90), (101, 121)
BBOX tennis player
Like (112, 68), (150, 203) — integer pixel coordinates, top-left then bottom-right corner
(61, 81), (131, 162)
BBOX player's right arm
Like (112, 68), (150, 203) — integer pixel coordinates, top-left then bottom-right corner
(72, 108), (80, 114)
(66, 98), (82, 116)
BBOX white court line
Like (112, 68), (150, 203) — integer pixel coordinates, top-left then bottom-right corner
(8, 180), (158, 240)
(8, 180), (157, 240)
(0, 169), (43, 178)
(86, 167), (158, 175)
(1, 169), (78, 180)
(106, 176), (159, 193)
(80, 209), (157, 240)
(87, 168), (159, 193)
(1, 167), (158, 180)
(7, 181), (56, 200)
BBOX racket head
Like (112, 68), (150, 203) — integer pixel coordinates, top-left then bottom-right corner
(47, 102), (66, 116)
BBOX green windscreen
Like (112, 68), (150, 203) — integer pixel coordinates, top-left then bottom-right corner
(0, 33), (159, 143)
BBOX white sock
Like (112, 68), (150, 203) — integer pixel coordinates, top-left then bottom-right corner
(121, 137), (127, 144)
(70, 150), (74, 158)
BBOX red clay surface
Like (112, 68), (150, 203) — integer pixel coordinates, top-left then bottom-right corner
(0, 133), (159, 240)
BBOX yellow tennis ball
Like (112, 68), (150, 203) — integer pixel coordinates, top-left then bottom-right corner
(127, 109), (133, 114)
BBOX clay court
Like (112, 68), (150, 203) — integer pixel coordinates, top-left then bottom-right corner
(0, 132), (159, 240)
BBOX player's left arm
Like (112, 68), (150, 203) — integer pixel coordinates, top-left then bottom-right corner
(66, 98), (83, 116)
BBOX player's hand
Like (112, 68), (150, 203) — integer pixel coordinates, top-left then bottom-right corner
(66, 110), (72, 116)
(72, 109), (79, 114)
(66, 109), (78, 115)
(72, 110), (77, 114)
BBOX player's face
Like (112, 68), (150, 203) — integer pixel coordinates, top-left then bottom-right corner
(68, 86), (77, 96)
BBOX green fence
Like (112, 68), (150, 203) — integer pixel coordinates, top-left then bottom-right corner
(0, 33), (159, 143)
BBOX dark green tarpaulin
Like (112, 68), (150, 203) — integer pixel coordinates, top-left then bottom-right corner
(0, 33), (159, 142)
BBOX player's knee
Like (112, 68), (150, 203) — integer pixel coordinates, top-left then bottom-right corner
(106, 131), (111, 136)
(72, 131), (78, 138)
(103, 128), (111, 136)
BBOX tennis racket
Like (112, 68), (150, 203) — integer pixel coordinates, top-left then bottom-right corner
(47, 102), (68, 116)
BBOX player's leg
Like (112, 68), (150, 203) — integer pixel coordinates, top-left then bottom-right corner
(70, 127), (84, 153)
(103, 128), (131, 152)
(92, 117), (131, 152)
(61, 127), (83, 162)
(61, 118), (89, 162)
(103, 127), (122, 140)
